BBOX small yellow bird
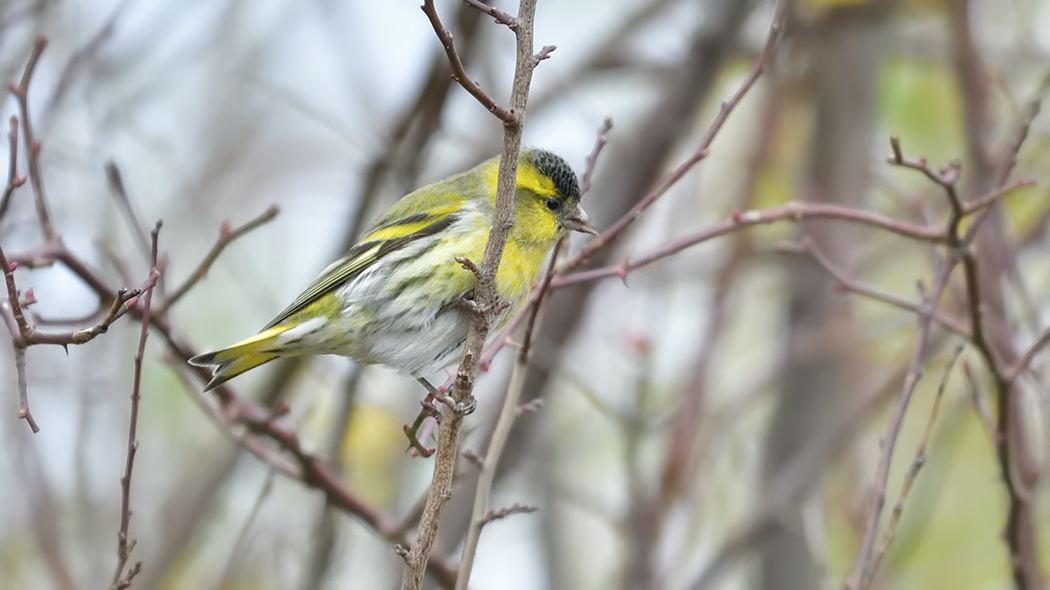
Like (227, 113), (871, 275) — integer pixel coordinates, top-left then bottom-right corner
(190, 149), (596, 395)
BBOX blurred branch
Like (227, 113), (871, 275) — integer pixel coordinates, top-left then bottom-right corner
(0, 233), (159, 432)
(160, 205), (280, 312)
(47, 0), (131, 117)
(110, 222), (161, 590)
(656, 85), (780, 572)
(947, 4), (1043, 582)
(846, 136), (1040, 589)
(0, 116), (26, 221)
(556, 0), (788, 273)
(793, 238), (970, 338)
(689, 362), (931, 590)
(8, 36), (54, 240)
(864, 343), (964, 587)
(166, 364), (461, 588)
(105, 163), (155, 269)
(216, 470), (275, 589)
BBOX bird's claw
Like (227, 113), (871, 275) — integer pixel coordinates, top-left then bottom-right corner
(429, 391), (477, 416)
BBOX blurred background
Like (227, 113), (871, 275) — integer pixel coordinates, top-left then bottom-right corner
(0, 0), (1049, 588)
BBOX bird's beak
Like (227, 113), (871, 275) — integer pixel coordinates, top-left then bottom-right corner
(564, 205), (599, 236)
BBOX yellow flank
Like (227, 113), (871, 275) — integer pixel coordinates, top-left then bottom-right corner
(496, 230), (551, 304)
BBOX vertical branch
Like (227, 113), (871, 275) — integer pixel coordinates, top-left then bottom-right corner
(8, 37), (55, 240)
(0, 116), (26, 221)
(863, 344), (964, 586)
(111, 222), (162, 590)
(0, 240), (37, 432)
(453, 118), (609, 589)
(399, 1), (542, 588)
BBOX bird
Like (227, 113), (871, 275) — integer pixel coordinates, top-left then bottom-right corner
(189, 148), (597, 401)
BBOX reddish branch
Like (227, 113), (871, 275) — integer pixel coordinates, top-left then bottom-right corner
(795, 239), (970, 339)
(8, 37), (54, 240)
(111, 223), (161, 590)
(161, 204), (279, 311)
(421, 0), (514, 122)
(0, 116), (26, 220)
(845, 137), (1041, 589)
(461, 0), (515, 27)
(556, 0), (788, 273)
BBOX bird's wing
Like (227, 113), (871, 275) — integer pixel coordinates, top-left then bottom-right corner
(261, 207), (460, 330)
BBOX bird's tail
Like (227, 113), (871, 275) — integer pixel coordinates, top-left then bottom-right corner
(189, 325), (293, 391)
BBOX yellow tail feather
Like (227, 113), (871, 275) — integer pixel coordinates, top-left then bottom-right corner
(189, 325), (292, 391)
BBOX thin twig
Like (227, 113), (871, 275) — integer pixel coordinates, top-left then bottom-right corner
(846, 263), (955, 589)
(421, 0), (514, 122)
(0, 116), (26, 222)
(105, 162), (154, 268)
(963, 361), (997, 442)
(555, 0), (788, 273)
(162, 205), (279, 310)
(864, 343), (965, 586)
(847, 137), (980, 589)
(216, 470), (276, 589)
(111, 221), (161, 590)
(1008, 328), (1050, 381)
(8, 37), (55, 240)
(482, 503), (538, 524)
(796, 239), (970, 338)
(552, 202), (947, 288)
(0, 241), (34, 431)
(579, 117), (613, 198)
(887, 136), (1040, 587)
(13, 345), (36, 431)
(461, 0), (516, 27)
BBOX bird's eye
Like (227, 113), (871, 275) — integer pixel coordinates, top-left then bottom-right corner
(545, 197), (562, 212)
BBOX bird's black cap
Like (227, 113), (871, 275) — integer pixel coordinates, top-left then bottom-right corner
(525, 149), (581, 203)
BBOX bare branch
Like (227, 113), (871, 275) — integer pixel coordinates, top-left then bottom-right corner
(552, 202), (949, 289)
(162, 205), (280, 310)
(461, 0), (516, 27)
(795, 238), (970, 339)
(482, 503), (538, 525)
(401, 0), (544, 588)
(1009, 328), (1050, 381)
(421, 0), (514, 122)
(865, 343), (964, 586)
(105, 162), (154, 267)
(846, 260), (956, 589)
(8, 37), (55, 240)
(0, 116), (26, 222)
(557, 0), (789, 271)
(111, 222), (161, 590)
(579, 117), (613, 197)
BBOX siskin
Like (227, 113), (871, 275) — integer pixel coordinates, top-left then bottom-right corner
(190, 149), (597, 397)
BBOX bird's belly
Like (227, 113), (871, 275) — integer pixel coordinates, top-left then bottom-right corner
(312, 288), (471, 378)
(360, 304), (471, 377)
